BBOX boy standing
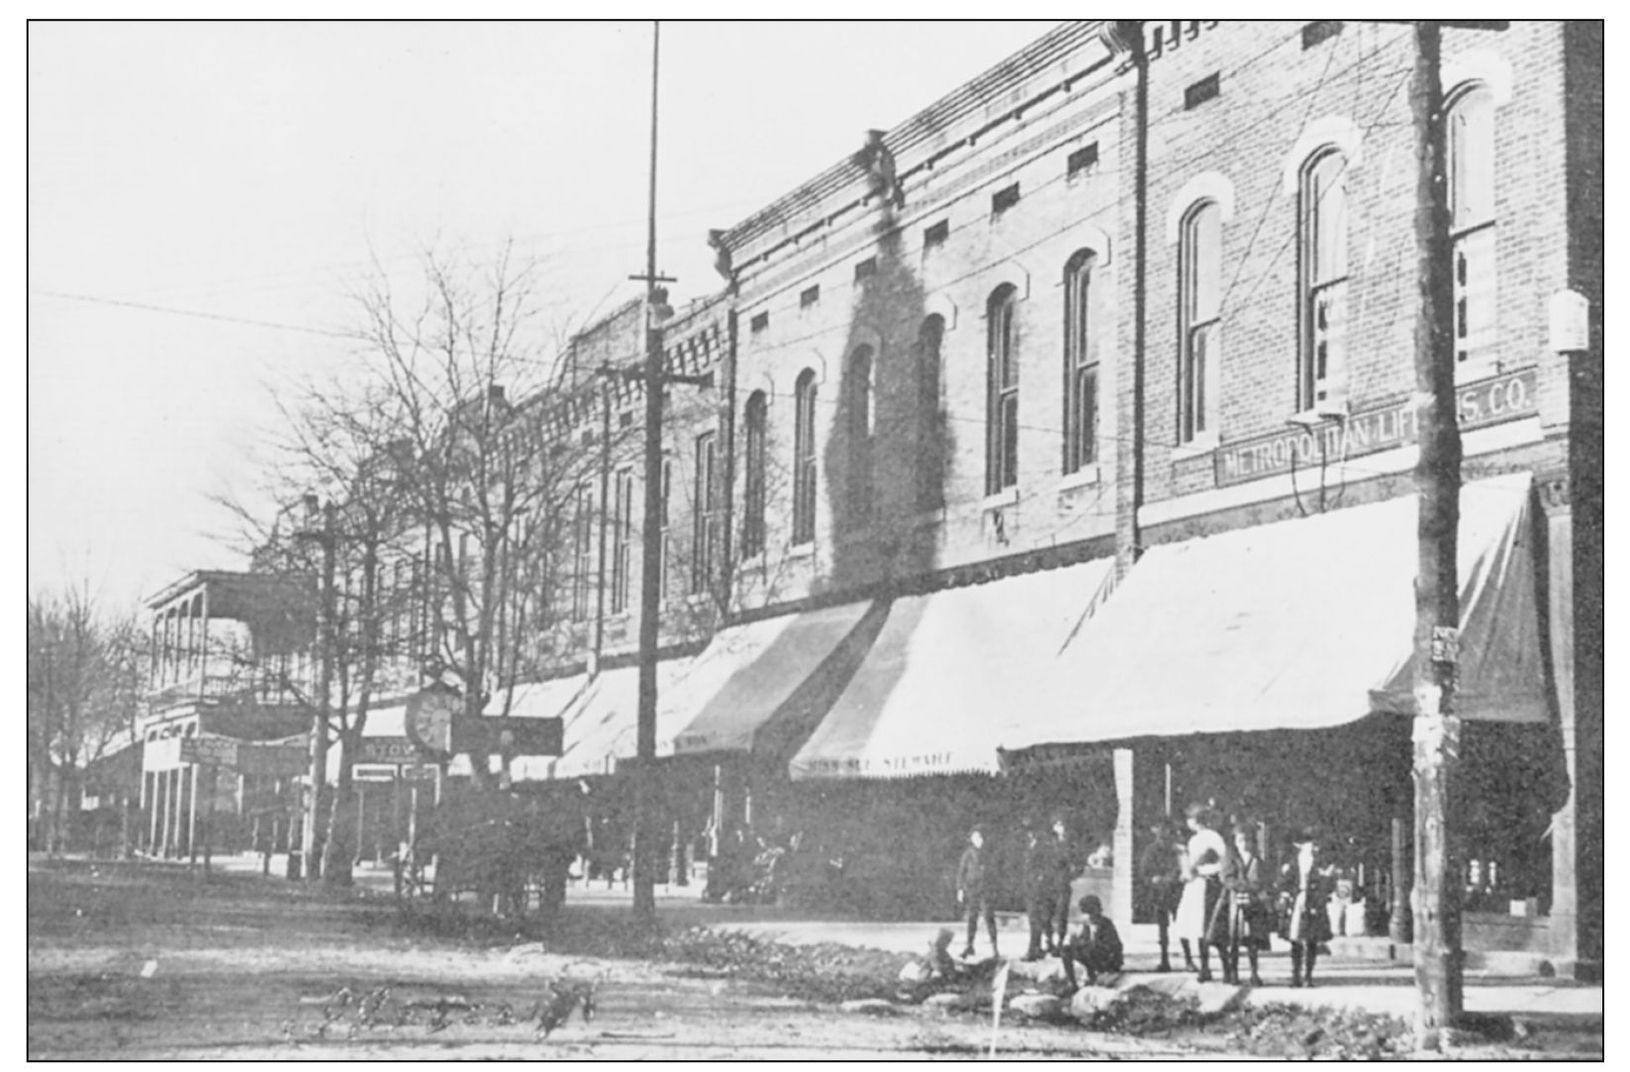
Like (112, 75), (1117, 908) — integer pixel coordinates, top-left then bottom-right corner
(956, 826), (998, 959)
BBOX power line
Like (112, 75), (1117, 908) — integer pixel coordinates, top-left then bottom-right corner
(29, 289), (361, 341)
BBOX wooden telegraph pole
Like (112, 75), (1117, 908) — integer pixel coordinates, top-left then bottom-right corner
(627, 21), (709, 921)
(1408, 19), (1462, 1048)
(631, 20), (667, 923)
(1400, 18), (1506, 1049)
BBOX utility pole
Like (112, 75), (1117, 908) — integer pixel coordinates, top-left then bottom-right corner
(625, 21), (709, 921)
(1399, 18), (1506, 1049)
(301, 496), (337, 883)
(1408, 18), (1463, 1049)
(631, 20), (667, 924)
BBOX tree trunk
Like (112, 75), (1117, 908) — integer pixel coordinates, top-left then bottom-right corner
(322, 731), (359, 886)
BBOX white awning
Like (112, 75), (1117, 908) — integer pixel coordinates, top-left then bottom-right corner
(996, 474), (1546, 758)
(789, 557), (1117, 780)
(550, 658), (698, 779)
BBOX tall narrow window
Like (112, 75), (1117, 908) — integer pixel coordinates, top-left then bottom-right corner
(916, 316), (945, 511)
(792, 369), (818, 545)
(846, 345), (875, 526)
(1298, 149), (1349, 412)
(1179, 202), (1222, 443)
(1449, 84), (1496, 375)
(742, 391), (767, 558)
(1062, 251), (1099, 471)
(986, 285), (1020, 494)
(610, 468), (633, 614)
(691, 432), (717, 595)
(571, 483), (594, 621)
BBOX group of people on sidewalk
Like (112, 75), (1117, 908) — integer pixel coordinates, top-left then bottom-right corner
(1142, 802), (1335, 988)
(949, 803), (1343, 991)
(954, 818), (1125, 989)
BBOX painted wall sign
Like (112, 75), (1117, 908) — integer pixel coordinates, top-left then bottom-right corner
(234, 743), (308, 777)
(1213, 367), (1538, 488)
(357, 737), (424, 765)
(179, 736), (238, 767)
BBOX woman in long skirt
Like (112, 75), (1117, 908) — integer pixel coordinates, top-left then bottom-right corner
(1221, 824), (1272, 985)
(1172, 803), (1227, 982)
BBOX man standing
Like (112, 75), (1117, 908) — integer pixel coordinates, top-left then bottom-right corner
(1022, 821), (1059, 960)
(956, 826), (998, 959)
(1046, 816), (1076, 954)
(1137, 819), (1186, 972)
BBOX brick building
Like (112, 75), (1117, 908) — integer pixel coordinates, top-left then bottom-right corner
(634, 20), (1600, 972)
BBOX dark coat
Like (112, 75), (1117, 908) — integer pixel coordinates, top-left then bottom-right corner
(1136, 835), (1184, 917)
(1066, 915), (1124, 973)
(1049, 834), (1076, 893)
(1222, 850), (1273, 948)
(956, 844), (990, 899)
(1275, 860), (1335, 945)
(1022, 838), (1059, 895)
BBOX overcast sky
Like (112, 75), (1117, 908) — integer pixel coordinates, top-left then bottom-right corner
(28, 20), (1057, 614)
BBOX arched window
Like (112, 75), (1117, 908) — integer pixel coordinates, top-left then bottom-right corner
(1063, 251), (1099, 470)
(792, 369), (818, 545)
(986, 285), (1020, 494)
(691, 432), (718, 595)
(1298, 149), (1349, 412)
(916, 315), (945, 511)
(741, 391), (767, 558)
(1179, 202), (1222, 444)
(1449, 83), (1496, 375)
(846, 345), (875, 526)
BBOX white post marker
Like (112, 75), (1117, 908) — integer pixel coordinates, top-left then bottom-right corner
(988, 958), (1011, 1058)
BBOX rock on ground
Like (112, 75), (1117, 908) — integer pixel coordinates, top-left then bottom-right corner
(1007, 993), (1064, 1020)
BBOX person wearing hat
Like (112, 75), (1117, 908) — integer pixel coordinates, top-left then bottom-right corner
(1021, 819), (1060, 961)
(1173, 802), (1228, 982)
(1137, 818), (1188, 972)
(1044, 815), (1076, 955)
(1275, 828), (1334, 987)
(955, 825), (999, 959)
(1061, 894), (1124, 988)
(1220, 822), (1272, 986)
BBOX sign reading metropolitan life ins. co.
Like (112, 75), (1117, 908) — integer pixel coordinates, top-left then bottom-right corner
(1213, 367), (1539, 487)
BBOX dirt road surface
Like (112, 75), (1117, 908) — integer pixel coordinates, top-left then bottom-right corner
(29, 858), (1181, 1060)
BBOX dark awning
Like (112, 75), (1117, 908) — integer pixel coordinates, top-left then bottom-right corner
(997, 474), (1547, 760)
(668, 601), (879, 759)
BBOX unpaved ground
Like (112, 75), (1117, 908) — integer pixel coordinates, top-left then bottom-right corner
(28, 858), (1600, 1060)
(26, 859), (1174, 1060)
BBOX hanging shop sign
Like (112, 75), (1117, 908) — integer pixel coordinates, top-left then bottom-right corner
(1213, 366), (1539, 488)
(453, 717), (563, 758)
(357, 737), (424, 765)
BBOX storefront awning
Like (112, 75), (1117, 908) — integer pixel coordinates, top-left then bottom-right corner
(550, 658), (698, 779)
(789, 558), (1118, 780)
(997, 474), (1546, 758)
(497, 675), (590, 781)
(668, 601), (879, 758)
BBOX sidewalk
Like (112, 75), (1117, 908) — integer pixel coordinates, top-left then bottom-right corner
(185, 854), (1604, 1025)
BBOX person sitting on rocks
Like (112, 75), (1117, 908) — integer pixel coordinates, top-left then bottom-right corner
(1061, 895), (1124, 989)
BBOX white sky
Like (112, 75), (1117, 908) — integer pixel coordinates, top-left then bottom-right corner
(28, 20), (1058, 615)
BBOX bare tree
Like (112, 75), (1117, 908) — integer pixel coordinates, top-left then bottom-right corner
(27, 586), (144, 854)
(350, 244), (624, 790)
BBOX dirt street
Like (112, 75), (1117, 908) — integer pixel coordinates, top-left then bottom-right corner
(27, 858), (1174, 1060)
